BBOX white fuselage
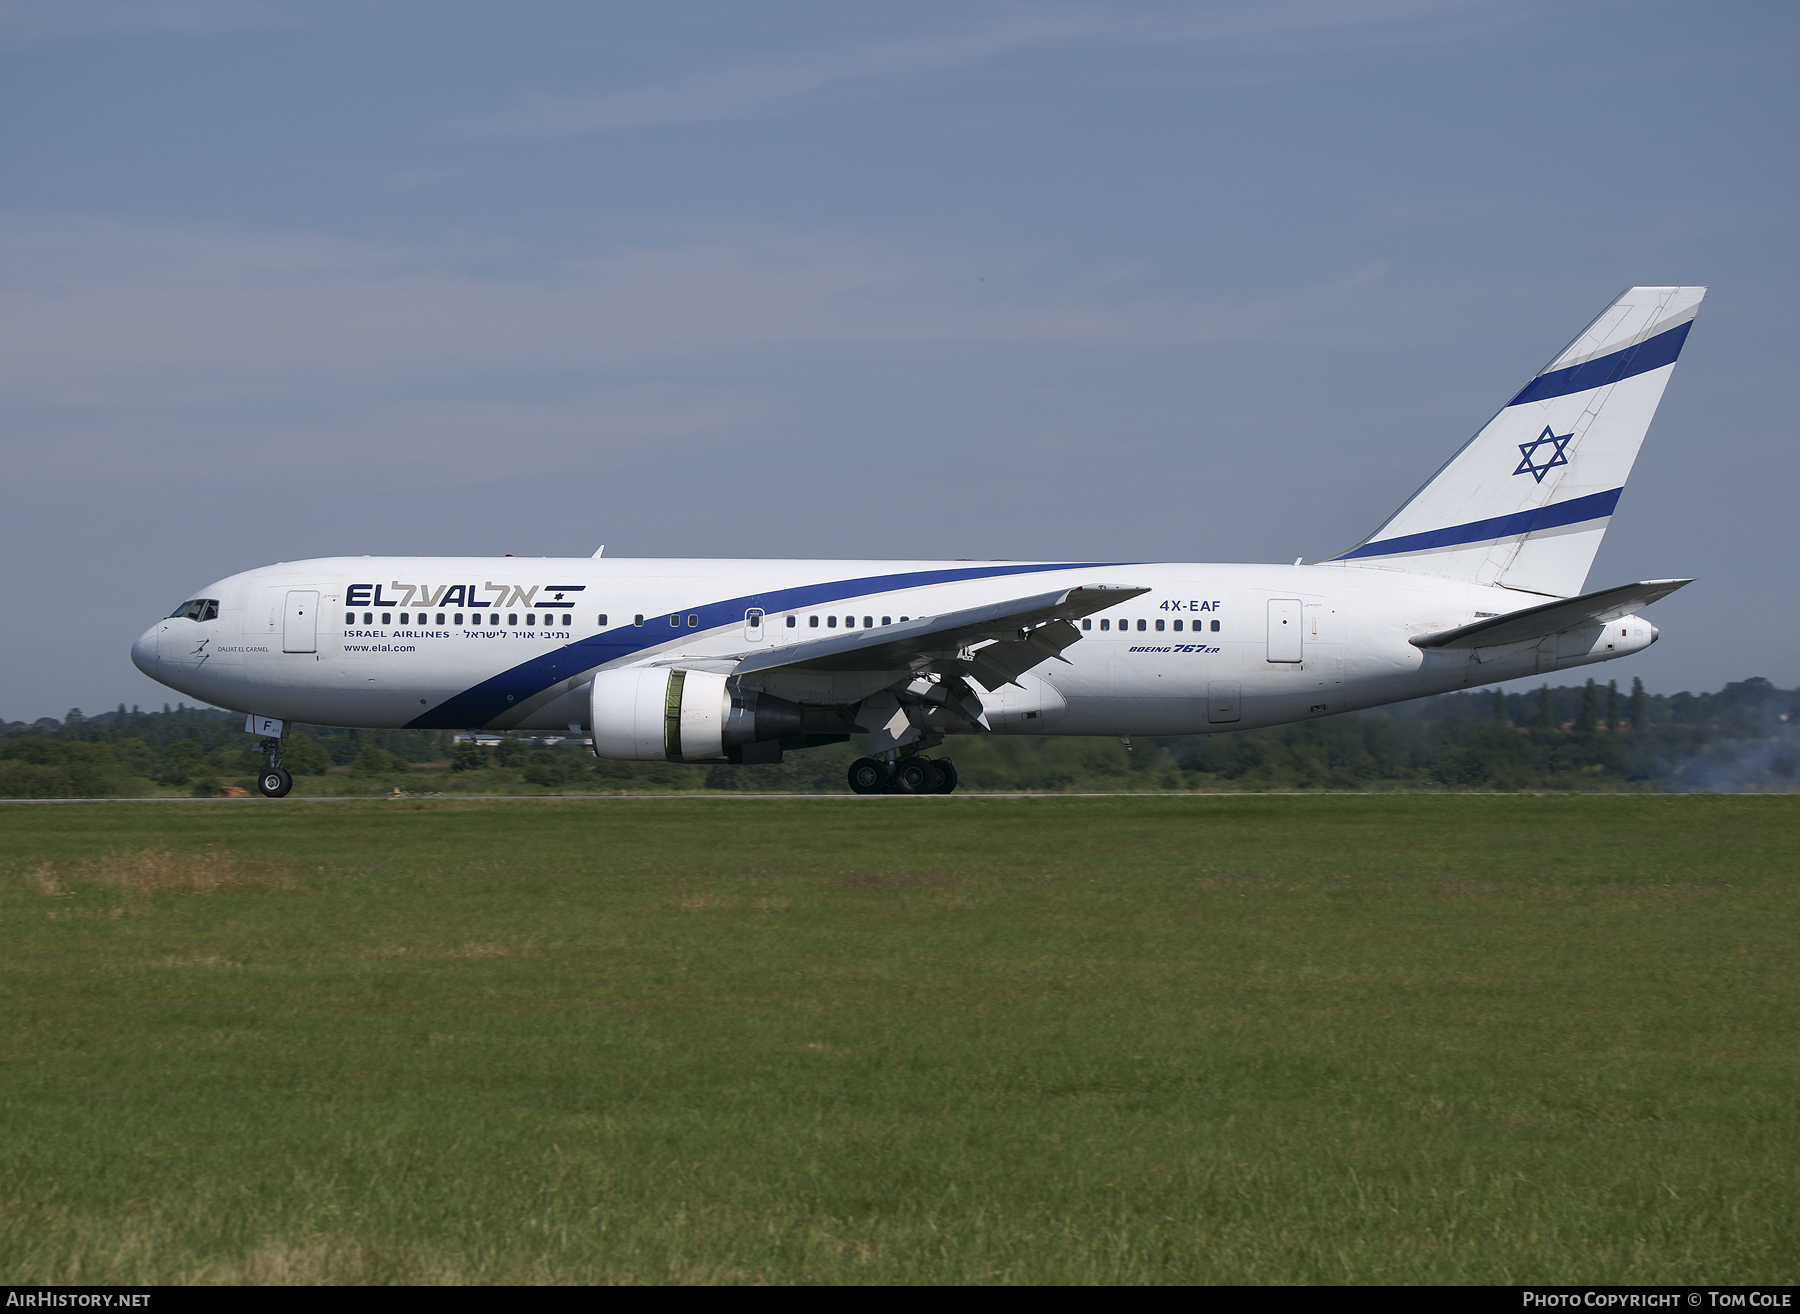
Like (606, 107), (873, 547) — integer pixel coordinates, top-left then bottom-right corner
(130, 555), (1656, 743)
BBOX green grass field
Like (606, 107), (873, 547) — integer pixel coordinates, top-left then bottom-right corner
(1, 796), (1794, 1284)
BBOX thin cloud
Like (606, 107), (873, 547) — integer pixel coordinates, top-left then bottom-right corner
(464, 1), (1508, 138)
(2, 384), (774, 490)
(0, 218), (1396, 409)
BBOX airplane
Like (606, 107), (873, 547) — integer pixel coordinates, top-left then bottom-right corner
(132, 285), (1705, 797)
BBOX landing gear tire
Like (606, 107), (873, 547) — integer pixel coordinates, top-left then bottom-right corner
(894, 756), (943, 795)
(257, 767), (293, 798)
(847, 757), (888, 795)
(931, 759), (958, 794)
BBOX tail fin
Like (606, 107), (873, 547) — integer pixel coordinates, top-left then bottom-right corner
(1335, 286), (1705, 597)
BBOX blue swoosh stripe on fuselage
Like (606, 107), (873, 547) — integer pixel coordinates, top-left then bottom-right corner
(1506, 321), (1690, 408)
(406, 560), (1131, 730)
(1334, 488), (1621, 562)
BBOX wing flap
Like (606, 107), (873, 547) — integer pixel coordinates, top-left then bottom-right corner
(961, 619), (1082, 691)
(1410, 579), (1692, 649)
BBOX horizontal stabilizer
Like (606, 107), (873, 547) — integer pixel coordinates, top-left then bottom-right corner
(732, 584), (1148, 676)
(1410, 579), (1692, 649)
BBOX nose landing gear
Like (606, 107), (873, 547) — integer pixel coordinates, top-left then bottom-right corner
(254, 737), (293, 797)
(846, 755), (959, 795)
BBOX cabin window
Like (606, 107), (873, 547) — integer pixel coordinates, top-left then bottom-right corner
(508, 614), (518, 626)
(1083, 619), (1091, 630)
(864, 616), (873, 628)
(1137, 619), (1147, 631)
(526, 614), (536, 626)
(827, 616), (838, 628)
(1173, 620), (1183, 631)
(437, 613), (446, 625)
(562, 614), (572, 625)
(1155, 619), (1165, 632)
(810, 615), (819, 627)
(598, 614), (608, 626)
(454, 613), (464, 625)
(688, 614), (699, 627)
(786, 615), (796, 628)
(400, 613), (410, 625)
(1099, 619), (1110, 631)
(345, 612), (355, 624)
(1211, 619), (1221, 632)
(634, 614), (644, 626)
(488, 614), (499, 626)
(363, 613), (373, 625)
(382, 613), (392, 625)
(900, 616), (909, 622)
(669, 614), (679, 627)
(881, 616), (891, 626)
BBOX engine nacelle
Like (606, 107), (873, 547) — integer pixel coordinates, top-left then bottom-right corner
(589, 668), (804, 762)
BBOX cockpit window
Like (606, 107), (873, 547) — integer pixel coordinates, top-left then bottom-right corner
(169, 599), (219, 621)
(170, 601), (195, 618)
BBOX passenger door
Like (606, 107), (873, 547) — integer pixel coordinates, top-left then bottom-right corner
(1267, 598), (1302, 663)
(283, 590), (319, 654)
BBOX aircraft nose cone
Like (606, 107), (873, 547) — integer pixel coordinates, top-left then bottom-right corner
(131, 626), (158, 677)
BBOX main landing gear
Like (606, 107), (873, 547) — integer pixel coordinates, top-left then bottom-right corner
(254, 737), (293, 797)
(847, 755), (959, 795)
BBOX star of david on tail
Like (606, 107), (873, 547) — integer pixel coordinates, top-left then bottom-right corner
(1514, 427), (1573, 483)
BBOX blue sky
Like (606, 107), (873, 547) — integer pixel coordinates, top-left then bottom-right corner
(2, 0), (1795, 718)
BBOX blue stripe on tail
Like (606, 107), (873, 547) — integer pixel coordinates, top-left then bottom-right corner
(1337, 487), (1622, 562)
(1507, 321), (1690, 407)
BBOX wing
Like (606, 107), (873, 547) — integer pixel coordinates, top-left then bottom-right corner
(1410, 579), (1691, 649)
(733, 583), (1148, 688)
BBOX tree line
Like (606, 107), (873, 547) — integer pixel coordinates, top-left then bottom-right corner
(1, 676), (1795, 797)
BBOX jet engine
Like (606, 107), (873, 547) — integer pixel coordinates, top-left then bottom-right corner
(589, 667), (805, 762)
